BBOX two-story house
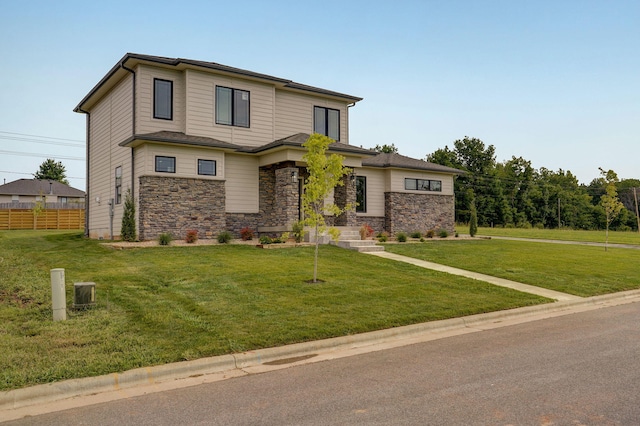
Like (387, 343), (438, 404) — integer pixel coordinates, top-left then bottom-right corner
(75, 53), (460, 241)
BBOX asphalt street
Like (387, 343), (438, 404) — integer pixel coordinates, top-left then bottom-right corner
(6, 301), (640, 425)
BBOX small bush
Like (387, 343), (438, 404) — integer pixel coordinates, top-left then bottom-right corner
(419, 237), (425, 242)
(534, 222), (545, 229)
(185, 229), (198, 243)
(438, 229), (449, 238)
(426, 229), (435, 238)
(217, 231), (232, 244)
(410, 231), (422, 239)
(455, 232), (459, 238)
(291, 221), (305, 243)
(396, 232), (407, 243)
(359, 223), (374, 240)
(259, 235), (272, 245)
(158, 233), (173, 246)
(240, 227), (254, 241)
(377, 231), (389, 243)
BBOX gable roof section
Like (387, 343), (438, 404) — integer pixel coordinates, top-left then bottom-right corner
(363, 152), (465, 174)
(242, 133), (377, 156)
(0, 179), (85, 196)
(75, 53), (363, 112)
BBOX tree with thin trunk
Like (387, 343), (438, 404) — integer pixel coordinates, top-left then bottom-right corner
(598, 168), (624, 251)
(302, 134), (352, 283)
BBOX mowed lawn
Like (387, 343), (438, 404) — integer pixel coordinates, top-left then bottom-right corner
(385, 238), (640, 297)
(476, 226), (640, 245)
(0, 231), (549, 391)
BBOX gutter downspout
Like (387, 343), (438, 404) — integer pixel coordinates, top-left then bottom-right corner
(77, 107), (90, 238)
(121, 63), (137, 238)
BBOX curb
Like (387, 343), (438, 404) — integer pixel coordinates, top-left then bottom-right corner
(2, 289), (640, 414)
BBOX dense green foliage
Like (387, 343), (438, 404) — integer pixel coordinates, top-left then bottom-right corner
(120, 188), (137, 242)
(427, 136), (639, 231)
(33, 158), (69, 185)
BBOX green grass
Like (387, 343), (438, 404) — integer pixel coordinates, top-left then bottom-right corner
(0, 231), (549, 391)
(385, 239), (640, 297)
(475, 226), (640, 245)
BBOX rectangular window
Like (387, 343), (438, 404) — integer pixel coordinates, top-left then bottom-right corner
(154, 78), (173, 120)
(115, 166), (122, 204)
(356, 176), (366, 213)
(59, 197), (68, 204)
(216, 86), (249, 127)
(198, 159), (216, 176)
(313, 106), (340, 141)
(404, 178), (442, 192)
(11, 195), (19, 203)
(155, 156), (176, 173)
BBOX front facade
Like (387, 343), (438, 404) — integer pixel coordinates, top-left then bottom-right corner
(75, 53), (460, 241)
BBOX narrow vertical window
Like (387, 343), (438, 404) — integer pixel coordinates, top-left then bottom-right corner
(356, 176), (367, 213)
(115, 166), (122, 204)
(313, 106), (340, 141)
(154, 79), (173, 120)
(216, 86), (250, 127)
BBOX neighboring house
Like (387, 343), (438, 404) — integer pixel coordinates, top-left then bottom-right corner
(74, 53), (461, 241)
(0, 179), (85, 207)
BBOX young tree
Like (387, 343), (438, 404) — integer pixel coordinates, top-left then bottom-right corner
(302, 133), (352, 283)
(599, 168), (624, 251)
(33, 158), (69, 185)
(121, 188), (137, 242)
(373, 143), (399, 154)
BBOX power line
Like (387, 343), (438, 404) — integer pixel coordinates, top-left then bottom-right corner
(0, 150), (84, 161)
(0, 131), (84, 143)
(0, 135), (85, 148)
(0, 170), (85, 180)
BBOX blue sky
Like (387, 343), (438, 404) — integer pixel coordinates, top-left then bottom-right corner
(1, 0), (638, 190)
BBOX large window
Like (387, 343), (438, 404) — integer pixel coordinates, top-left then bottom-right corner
(155, 156), (176, 173)
(404, 178), (442, 192)
(198, 159), (216, 176)
(115, 166), (122, 204)
(314, 106), (340, 141)
(356, 176), (366, 213)
(154, 79), (173, 120)
(216, 86), (249, 127)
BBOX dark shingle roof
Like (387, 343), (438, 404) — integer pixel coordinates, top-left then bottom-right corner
(363, 153), (465, 174)
(243, 133), (376, 156)
(0, 179), (85, 196)
(120, 131), (242, 150)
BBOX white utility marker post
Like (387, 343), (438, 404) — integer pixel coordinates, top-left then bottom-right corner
(50, 268), (66, 321)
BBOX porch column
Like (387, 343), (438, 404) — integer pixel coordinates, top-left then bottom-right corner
(334, 173), (357, 226)
(275, 166), (299, 228)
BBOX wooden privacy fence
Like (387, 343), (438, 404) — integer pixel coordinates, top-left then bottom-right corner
(0, 208), (85, 230)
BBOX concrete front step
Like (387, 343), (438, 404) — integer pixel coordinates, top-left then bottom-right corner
(331, 239), (385, 253)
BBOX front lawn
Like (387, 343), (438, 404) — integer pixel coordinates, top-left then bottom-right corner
(476, 226), (640, 246)
(385, 239), (640, 297)
(0, 231), (549, 390)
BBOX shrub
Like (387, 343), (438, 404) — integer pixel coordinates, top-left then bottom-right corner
(396, 232), (407, 242)
(291, 220), (305, 243)
(359, 223), (374, 240)
(259, 235), (272, 245)
(534, 222), (545, 229)
(410, 231), (422, 239)
(158, 233), (173, 246)
(438, 228), (449, 238)
(121, 189), (137, 242)
(240, 227), (254, 241)
(419, 237), (425, 242)
(185, 229), (198, 244)
(426, 229), (435, 238)
(377, 231), (389, 243)
(217, 231), (232, 244)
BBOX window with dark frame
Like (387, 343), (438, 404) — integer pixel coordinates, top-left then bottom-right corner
(115, 166), (122, 204)
(313, 106), (340, 141)
(155, 156), (176, 173)
(356, 176), (367, 213)
(216, 86), (250, 127)
(59, 197), (68, 204)
(198, 159), (216, 176)
(154, 79), (173, 120)
(404, 178), (442, 192)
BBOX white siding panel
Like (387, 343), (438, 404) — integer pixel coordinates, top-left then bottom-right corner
(136, 65), (185, 134)
(356, 168), (386, 217)
(225, 154), (259, 213)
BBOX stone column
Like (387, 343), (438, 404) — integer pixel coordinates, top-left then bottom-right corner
(334, 174), (357, 226)
(275, 166), (299, 228)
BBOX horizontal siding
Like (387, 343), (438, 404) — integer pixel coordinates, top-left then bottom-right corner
(389, 169), (455, 195)
(136, 143), (225, 180)
(136, 65), (185, 134)
(225, 154), (259, 213)
(185, 69), (275, 147)
(356, 168), (386, 217)
(275, 91), (349, 143)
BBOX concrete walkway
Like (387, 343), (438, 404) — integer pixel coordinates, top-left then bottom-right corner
(483, 235), (640, 250)
(366, 251), (581, 302)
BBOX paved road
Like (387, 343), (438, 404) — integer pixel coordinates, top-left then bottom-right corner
(6, 302), (640, 425)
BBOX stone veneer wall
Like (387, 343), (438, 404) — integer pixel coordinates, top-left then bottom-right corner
(334, 175), (357, 226)
(356, 216), (385, 234)
(384, 192), (454, 235)
(138, 176), (225, 241)
(225, 213), (260, 238)
(259, 164), (300, 229)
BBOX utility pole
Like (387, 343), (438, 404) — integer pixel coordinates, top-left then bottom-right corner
(634, 187), (640, 233)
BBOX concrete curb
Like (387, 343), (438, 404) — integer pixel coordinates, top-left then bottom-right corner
(2, 289), (640, 414)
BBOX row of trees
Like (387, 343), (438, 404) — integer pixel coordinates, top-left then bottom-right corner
(426, 137), (639, 231)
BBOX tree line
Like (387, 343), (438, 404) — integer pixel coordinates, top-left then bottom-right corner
(426, 137), (639, 231)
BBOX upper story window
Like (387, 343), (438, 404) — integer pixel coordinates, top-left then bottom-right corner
(115, 166), (122, 204)
(356, 176), (366, 213)
(216, 86), (249, 127)
(198, 159), (216, 176)
(155, 156), (176, 173)
(154, 78), (173, 120)
(405, 178), (442, 192)
(314, 106), (340, 141)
